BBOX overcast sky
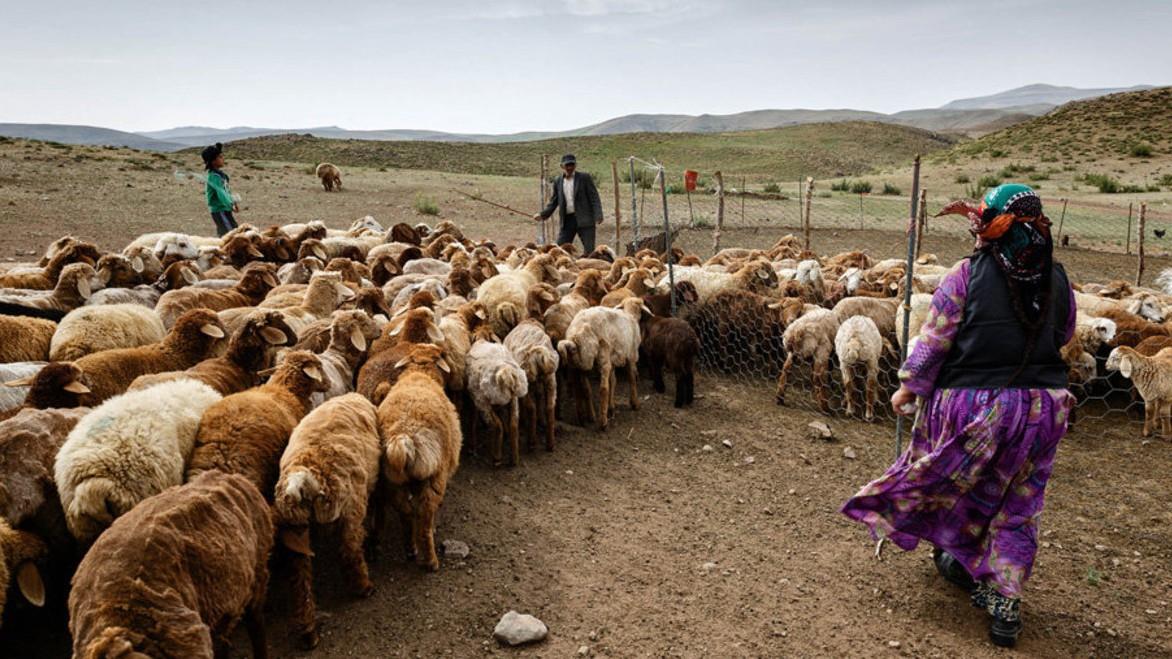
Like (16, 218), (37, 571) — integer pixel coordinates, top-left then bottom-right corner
(2, 0), (1168, 134)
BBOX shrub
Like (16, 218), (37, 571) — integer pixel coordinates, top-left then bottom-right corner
(665, 183), (684, 194)
(1160, 174), (1172, 187)
(1120, 184), (1145, 194)
(989, 149), (1007, 158)
(850, 180), (872, 194)
(881, 183), (902, 196)
(1130, 143), (1154, 158)
(414, 194), (440, 216)
(1083, 173), (1120, 193)
(954, 174), (970, 184)
(817, 191), (832, 198)
(620, 168), (657, 189)
(830, 179), (851, 192)
(1028, 172), (1050, 181)
(977, 174), (1002, 189)
(1146, 184), (1162, 192)
(763, 182), (781, 193)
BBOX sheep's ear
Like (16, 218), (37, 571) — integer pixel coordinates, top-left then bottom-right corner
(313, 245), (328, 261)
(475, 308), (487, 320)
(200, 323), (226, 338)
(277, 246), (292, 260)
(182, 268), (200, 285)
(4, 376), (35, 387)
(262, 272), (279, 288)
(394, 356), (411, 369)
(389, 324), (403, 337)
(63, 380), (91, 394)
(97, 268), (111, 286)
(427, 326), (445, 343)
(1119, 355), (1133, 379)
(260, 327), (288, 345)
(437, 358), (451, 373)
(280, 527), (314, 557)
(247, 245), (265, 258)
(350, 325), (367, 352)
(16, 563), (45, 607)
(641, 305), (653, 317)
(256, 366), (277, 378)
(756, 269), (769, 280)
(336, 283), (355, 300)
(303, 364), (324, 382)
(131, 255), (145, 273)
(76, 277), (92, 300)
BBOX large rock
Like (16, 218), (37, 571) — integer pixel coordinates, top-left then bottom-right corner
(494, 610), (548, 646)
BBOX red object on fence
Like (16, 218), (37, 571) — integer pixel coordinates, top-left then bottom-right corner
(684, 170), (699, 192)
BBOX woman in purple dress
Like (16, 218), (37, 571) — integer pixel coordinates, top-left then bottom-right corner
(841, 184), (1076, 647)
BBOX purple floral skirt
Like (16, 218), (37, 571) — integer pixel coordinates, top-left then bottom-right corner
(841, 387), (1073, 598)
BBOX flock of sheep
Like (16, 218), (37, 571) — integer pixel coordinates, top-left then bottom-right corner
(0, 213), (1163, 656)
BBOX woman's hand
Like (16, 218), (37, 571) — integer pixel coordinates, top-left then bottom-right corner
(891, 386), (917, 416)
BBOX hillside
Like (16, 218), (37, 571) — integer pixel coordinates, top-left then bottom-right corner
(215, 121), (955, 180)
(940, 83), (1154, 110)
(0, 123), (186, 151)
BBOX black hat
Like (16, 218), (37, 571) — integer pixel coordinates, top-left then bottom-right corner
(200, 142), (223, 168)
(560, 154), (576, 166)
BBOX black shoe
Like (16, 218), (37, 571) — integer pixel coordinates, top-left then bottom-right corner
(932, 548), (975, 592)
(990, 616), (1022, 648)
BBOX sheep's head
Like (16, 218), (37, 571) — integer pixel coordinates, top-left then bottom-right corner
(11, 362), (92, 409)
(1125, 294), (1165, 323)
(574, 269), (608, 304)
(160, 261), (201, 290)
(397, 246), (425, 269)
(606, 257), (636, 286)
(56, 263), (102, 302)
(368, 253), (402, 287)
(237, 262), (279, 299)
(240, 309), (294, 349)
(155, 233), (199, 262)
(1104, 346), (1130, 373)
(674, 280), (700, 305)
(308, 271), (355, 308)
(389, 308), (445, 345)
(0, 519), (48, 619)
(461, 301), (489, 331)
(168, 309), (227, 353)
(471, 255), (499, 284)
(270, 350), (330, 394)
(744, 261), (779, 291)
(50, 241), (101, 271)
(392, 343), (450, 385)
(95, 254), (136, 288)
(330, 309), (379, 353)
(446, 267), (475, 298)
(349, 287), (393, 320)
(527, 283), (560, 319)
(265, 235), (296, 262)
(298, 238), (330, 262)
(222, 234), (264, 267)
(349, 215), (382, 236)
(41, 235), (78, 266)
(389, 222), (422, 246)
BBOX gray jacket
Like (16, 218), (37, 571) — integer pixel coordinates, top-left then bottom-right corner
(541, 172), (603, 228)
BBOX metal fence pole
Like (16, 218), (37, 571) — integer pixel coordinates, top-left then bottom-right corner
(628, 157), (639, 248)
(1136, 202), (1147, 286)
(539, 155), (548, 244)
(659, 166), (675, 315)
(713, 170), (725, 256)
(741, 176), (746, 225)
(802, 177), (814, 252)
(896, 155), (922, 459)
(611, 160), (622, 250)
(915, 188), (927, 260)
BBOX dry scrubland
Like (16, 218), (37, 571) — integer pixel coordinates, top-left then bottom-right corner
(0, 120), (1171, 657)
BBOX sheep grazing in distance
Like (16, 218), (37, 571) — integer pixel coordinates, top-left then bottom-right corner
(54, 379), (223, 543)
(466, 329), (529, 466)
(187, 351), (329, 496)
(504, 319), (559, 451)
(49, 303), (166, 362)
(477, 253), (560, 337)
(833, 315), (889, 421)
(1106, 346), (1172, 437)
(274, 393), (380, 648)
(156, 261), (279, 328)
(0, 262), (103, 321)
(639, 313), (700, 408)
(376, 343), (459, 571)
(778, 308), (840, 414)
(129, 309), (295, 396)
(69, 471), (273, 659)
(0, 315), (55, 362)
(558, 297), (645, 431)
(21, 308), (227, 409)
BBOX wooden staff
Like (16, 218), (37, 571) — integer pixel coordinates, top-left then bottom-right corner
(450, 189), (533, 218)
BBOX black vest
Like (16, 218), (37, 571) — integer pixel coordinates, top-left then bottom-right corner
(936, 251), (1070, 390)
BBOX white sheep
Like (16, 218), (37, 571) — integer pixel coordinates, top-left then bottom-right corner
(53, 378), (223, 543)
(658, 259), (778, 305)
(557, 297), (644, 431)
(894, 293), (934, 350)
(834, 315), (889, 420)
(778, 307), (840, 414)
(476, 254), (560, 336)
(466, 334), (529, 466)
(504, 319), (559, 452)
(49, 304), (166, 362)
(1106, 346), (1172, 437)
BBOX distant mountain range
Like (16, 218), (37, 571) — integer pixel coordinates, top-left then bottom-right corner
(1, 84), (1159, 152)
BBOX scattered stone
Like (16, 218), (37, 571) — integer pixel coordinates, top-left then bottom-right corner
(1145, 609), (1158, 615)
(1094, 544), (1108, 552)
(442, 539), (470, 559)
(493, 611), (548, 646)
(721, 439), (733, 449)
(887, 640), (901, 648)
(565, 470), (573, 475)
(702, 444), (714, 452)
(788, 488), (797, 496)
(701, 561), (718, 572)
(589, 631), (598, 642)
(843, 446), (858, 460)
(700, 430), (719, 437)
(806, 421), (833, 440)
(577, 645), (591, 656)
(743, 456), (756, 465)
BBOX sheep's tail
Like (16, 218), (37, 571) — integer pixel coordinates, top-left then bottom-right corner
(83, 626), (149, 659)
(841, 341), (862, 365)
(67, 477), (135, 542)
(1155, 268), (1172, 296)
(496, 365), (528, 398)
(557, 339), (575, 367)
(385, 430), (443, 484)
(496, 302), (522, 332)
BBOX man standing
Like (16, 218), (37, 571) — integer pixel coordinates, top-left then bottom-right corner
(533, 154), (603, 253)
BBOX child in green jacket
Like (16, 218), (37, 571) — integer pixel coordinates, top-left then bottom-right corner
(201, 142), (239, 236)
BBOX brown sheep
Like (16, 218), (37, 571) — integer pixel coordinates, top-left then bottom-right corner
(0, 315), (56, 362)
(5, 363), (92, 413)
(600, 268), (655, 307)
(642, 280), (700, 318)
(526, 282), (560, 320)
(129, 310), (295, 395)
(19, 308), (227, 409)
(274, 393), (380, 648)
(0, 240), (101, 290)
(357, 308), (446, 404)
(0, 262), (102, 321)
(316, 163), (343, 191)
(187, 351), (328, 496)
(157, 262), (279, 328)
(376, 344), (459, 571)
(69, 471), (273, 659)
(388, 222), (422, 245)
(639, 315), (700, 407)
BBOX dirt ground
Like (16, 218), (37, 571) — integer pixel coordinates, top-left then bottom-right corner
(2, 144), (1171, 657)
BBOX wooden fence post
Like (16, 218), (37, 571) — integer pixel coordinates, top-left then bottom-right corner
(539, 155), (549, 244)
(1136, 202), (1147, 285)
(611, 160), (621, 250)
(915, 188), (927, 259)
(802, 177), (814, 251)
(741, 176), (747, 225)
(1055, 198), (1068, 248)
(685, 172), (696, 228)
(713, 171), (725, 256)
(1125, 202), (1134, 254)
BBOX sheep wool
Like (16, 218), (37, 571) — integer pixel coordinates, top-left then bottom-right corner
(49, 303), (166, 362)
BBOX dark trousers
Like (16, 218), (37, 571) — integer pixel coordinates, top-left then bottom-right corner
(556, 214), (596, 253)
(210, 210), (238, 237)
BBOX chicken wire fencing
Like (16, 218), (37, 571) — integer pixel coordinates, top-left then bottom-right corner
(586, 156), (1160, 432)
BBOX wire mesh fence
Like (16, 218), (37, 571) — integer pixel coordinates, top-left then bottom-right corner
(538, 155), (1172, 433)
